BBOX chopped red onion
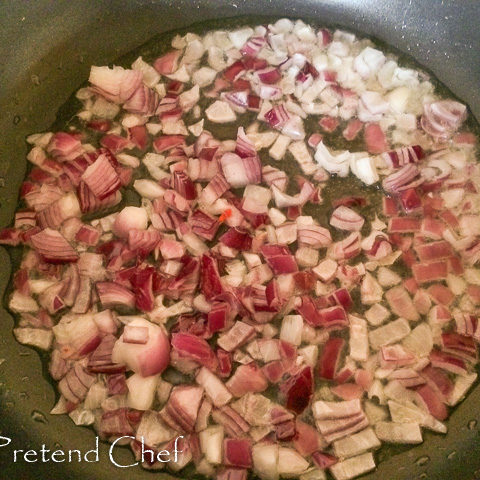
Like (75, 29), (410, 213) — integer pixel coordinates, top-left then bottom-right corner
(123, 325), (149, 344)
(7, 19), (480, 480)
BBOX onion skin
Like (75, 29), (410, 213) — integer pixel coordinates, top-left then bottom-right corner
(172, 332), (219, 371)
(364, 123), (389, 154)
(30, 228), (79, 264)
(224, 439), (253, 468)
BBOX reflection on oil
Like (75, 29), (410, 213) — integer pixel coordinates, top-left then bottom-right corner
(415, 456), (430, 466)
(447, 451), (457, 460)
(31, 409), (47, 424)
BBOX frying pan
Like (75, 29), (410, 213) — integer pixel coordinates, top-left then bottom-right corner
(0, 1), (479, 479)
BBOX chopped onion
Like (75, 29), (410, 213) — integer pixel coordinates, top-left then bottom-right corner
(374, 421), (422, 444)
(199, 425), (224, 464)
(329, 452), (376, 480)
(126, 373), (159, 410)
(112, 318), (170, 377)
(252, 443), (279, 480)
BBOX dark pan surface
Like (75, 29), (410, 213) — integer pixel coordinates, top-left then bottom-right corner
(0, 2), (479, 479)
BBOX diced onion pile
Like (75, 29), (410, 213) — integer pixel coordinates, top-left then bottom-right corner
(3, 18), (480, 480)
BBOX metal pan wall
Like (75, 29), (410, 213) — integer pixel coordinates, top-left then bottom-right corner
(0, 1), (479, 479)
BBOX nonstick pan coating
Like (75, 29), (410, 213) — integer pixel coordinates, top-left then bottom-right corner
(0, 2), (479, 479)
